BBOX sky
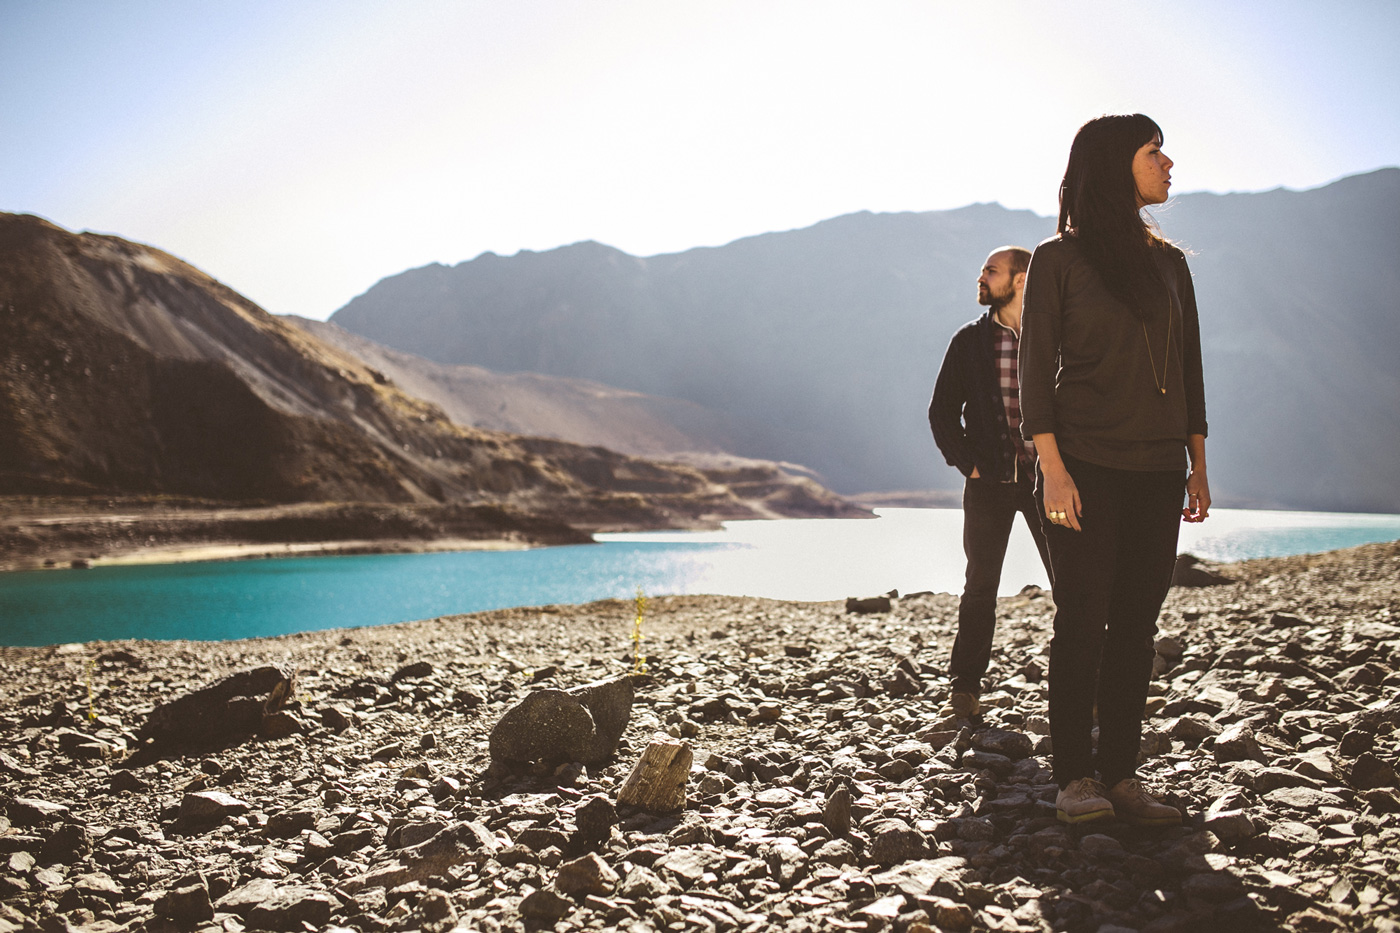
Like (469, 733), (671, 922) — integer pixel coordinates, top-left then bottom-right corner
(3, 0), (1397, 321)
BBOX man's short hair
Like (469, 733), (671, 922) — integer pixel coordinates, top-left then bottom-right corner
(991, 245), (1032, 279)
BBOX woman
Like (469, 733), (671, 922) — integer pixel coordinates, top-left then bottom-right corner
(1018, 114), (1210, 825)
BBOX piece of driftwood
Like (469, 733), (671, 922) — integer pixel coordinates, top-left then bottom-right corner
(616, 738), (692, 813)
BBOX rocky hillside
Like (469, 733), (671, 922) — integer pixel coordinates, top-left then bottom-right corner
(0, 213), (864, 536)
(0, 540), (1395, 931)
(289, 317), (746, 464)
(330, 169), (1400, 512)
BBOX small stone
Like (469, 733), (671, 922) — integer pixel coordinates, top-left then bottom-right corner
(1079, 834), (1125, 858)
(1254, 767), (1319, 792)
(156, 882), (215, 924)
(844, 596), (891, 614)
(655, 847), (727, 886)
(918, 894), (975, 932)
(1181, 871), (1244, 902)
(1350, 753), (1397, 788)
(1264, 787), (1346, 810)
(246, 885), (337, 930)
(391, 661), (433, 682)
(109, 770), (149, 794)
(320, 706), (353, 732)
(619, 865), (670, 900)
(823, 785), (852, 836)
(869, 821), (928, 864)
(555, 852), (619, 898)
(519, 888), (573, 922)
(971, 729), (1034, 759)
(179, 791), (251, 823)
(765, 843), (808, 887)
(858, 895), (906, 919)
(72, 872), (123, 901)
(1213, 722), (1268, 764)
(5, 853), (34, 875)
(1267, 821), (1321, 851)
(878, 758), (915, 781)
(813, 838), (856, 866)
(6, 798), (69, 826)
(1170, 715), (1222, 743)
(1339, 730), (1374, 757)
(573, 794), (617, 846)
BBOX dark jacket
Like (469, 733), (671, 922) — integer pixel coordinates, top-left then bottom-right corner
(929, 311), (1022, 482)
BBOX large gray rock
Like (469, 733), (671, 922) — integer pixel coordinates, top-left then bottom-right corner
(134, 666), (295, 758)
(1171, 554), (1234, 587)
(489, 676), (635, 766)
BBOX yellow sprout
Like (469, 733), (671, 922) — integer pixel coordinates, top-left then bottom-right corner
(631, 587), (648, 674)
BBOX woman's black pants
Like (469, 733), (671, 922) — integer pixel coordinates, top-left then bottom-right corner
(1039, 454), (1185, 789)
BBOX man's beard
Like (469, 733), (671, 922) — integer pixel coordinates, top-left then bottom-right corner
(978, 284), (1013, 312)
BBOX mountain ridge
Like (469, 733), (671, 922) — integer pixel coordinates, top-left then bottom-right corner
(331, 168), (1400, 512)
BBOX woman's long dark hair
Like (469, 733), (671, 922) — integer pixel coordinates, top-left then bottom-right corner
(1058, 113), (1169, 319)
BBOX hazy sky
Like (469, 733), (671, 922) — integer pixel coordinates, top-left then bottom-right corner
(4, 0), (1397, 320)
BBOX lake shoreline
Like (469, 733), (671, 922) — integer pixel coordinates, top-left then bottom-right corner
(0, 491), (878, 574)
(0, 497), (616, 574)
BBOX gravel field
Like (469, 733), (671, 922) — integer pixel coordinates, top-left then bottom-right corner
(1, 540), (1397, 933)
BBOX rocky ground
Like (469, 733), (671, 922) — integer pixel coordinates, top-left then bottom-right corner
(1, 540), (1398, 933)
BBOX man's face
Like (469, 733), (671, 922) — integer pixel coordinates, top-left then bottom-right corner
(977, 252), (1017, 310)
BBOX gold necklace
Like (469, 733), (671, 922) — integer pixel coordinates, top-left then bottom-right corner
(1143, 292), (1172, 396)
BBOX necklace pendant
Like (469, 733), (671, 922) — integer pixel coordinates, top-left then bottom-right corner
(1160, 388), (1166, 395)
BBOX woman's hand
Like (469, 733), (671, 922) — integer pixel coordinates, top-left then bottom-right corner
(1042, 464), (1083, 532)
(1031, 432), (1081, 532)
(1184, 468), (1210, 523)
(1184, 434), (1209, 523)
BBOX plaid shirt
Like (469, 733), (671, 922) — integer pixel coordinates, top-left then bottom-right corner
(993, 318), (1036, 468)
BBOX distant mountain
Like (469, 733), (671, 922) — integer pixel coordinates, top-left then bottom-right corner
(331, 169), (1400, 512)
(290, 317), (736, 461)
(0, 213), (863, 527)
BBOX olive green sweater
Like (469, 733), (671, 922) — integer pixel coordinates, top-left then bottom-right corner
(1018, 234), (1208, 471)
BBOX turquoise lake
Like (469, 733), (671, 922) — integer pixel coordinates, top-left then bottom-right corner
(2, 508), (1398, 647)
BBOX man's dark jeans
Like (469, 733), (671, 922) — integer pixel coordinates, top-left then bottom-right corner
(1039, 454), (1185, 789)
(950, 472), (1050, 694)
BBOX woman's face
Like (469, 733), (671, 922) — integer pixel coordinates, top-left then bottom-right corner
(1133, 135), (1173, 207)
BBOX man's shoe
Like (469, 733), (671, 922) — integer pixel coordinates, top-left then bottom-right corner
(1056, 778), (1114, 824)
(1107, 778), (1182, 826)
(943, 691), (980, 719)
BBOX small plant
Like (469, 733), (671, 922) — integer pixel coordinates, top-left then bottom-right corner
(84, 658), (97, 723)
(631, 586), (648, 674)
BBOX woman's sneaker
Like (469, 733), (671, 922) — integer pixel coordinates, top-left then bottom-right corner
(1107, 778), (1182, 826)
(1056, 778), (1114, 824)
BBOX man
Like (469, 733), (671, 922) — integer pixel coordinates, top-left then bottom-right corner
(928, 246), (1052, 719)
